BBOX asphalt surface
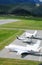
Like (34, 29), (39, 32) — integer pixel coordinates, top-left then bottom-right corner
(0, 19), (20, 25)
(0, 30), (42, 61)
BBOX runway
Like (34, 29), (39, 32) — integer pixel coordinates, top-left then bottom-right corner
(0, 30), (42, 61)
(0, 19), (20, 25)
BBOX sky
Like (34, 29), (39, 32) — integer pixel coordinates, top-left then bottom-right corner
(0, 0), (42, 4)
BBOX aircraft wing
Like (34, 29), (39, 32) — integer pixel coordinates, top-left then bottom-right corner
(25, 32), (32, 37)
(16, 50), (28, 55)
(25, 30), (37, 38)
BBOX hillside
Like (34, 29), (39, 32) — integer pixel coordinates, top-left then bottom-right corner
(0, 0), (42, 4)
(0, 0), (42, 16)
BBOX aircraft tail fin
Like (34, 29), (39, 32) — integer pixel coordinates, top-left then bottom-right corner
(35, 46), (42, 52)
(33, 30), (37, 37)
(38, 47), (42, 52)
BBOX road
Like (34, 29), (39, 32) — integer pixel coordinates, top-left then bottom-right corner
(0, 30), (42, 61)
(0, 19), (20, 25)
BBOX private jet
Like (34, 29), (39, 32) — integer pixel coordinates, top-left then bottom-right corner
(17, 30), (42, 40)
(17, 30), (37, 40)
(5, 40), (42, 55)
(17, 30), (37, 43)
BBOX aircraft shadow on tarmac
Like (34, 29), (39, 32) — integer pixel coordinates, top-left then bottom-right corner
(21, 53), (42, 58)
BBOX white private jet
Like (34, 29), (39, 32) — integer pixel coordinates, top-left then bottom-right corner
(17, 30), (37, 40)
(5, 40), (41, 55)
(17, 30), (37, 43)
(17, 30), (42, 40)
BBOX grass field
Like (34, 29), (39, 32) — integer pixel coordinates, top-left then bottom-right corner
(0, 15), (42, 20)
(0, 16), (42, 64)
(0, 16), (42, 49)
(0, 58), (41, 65)
(0, 15), (42, 29)
(0, 29), (23, 50)
(0, 19), (42, 30)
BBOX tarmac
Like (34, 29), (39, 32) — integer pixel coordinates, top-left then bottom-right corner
(0, 30), (42, 61)
(0, 19), (20, 25)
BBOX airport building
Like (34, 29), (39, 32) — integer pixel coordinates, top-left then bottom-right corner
(0, 0), (42, 16)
